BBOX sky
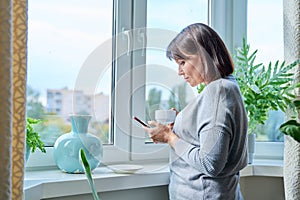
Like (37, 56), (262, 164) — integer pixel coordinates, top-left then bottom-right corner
(27, 0), (112, 104)
(27, 0), (283, 105)
(247, 0), (283, 63)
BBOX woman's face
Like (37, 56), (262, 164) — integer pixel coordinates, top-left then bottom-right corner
(175, 54), (205, 87)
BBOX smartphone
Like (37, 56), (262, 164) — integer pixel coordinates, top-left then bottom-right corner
(133, 116), (150, 128)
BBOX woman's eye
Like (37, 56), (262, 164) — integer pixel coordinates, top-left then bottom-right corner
(179, 61), (185, 66)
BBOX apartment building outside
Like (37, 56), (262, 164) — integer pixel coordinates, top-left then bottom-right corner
(46, 87), (109, 123)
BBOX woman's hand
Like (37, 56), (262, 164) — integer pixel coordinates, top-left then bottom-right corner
(143, 121), (179, 147)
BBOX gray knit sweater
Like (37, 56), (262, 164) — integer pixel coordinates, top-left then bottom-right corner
(170, 75), (248, 200)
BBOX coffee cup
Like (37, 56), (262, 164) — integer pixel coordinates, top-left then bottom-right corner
(155, 110), (176, 124)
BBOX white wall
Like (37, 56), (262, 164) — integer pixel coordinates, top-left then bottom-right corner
(42, 177), (284, 200)
(43, 186), (169, 200)
(240, 176), (285, 200)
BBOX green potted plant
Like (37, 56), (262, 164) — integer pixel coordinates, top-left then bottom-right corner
(26, 117), (46, 162)
(234, 38), (300, 163)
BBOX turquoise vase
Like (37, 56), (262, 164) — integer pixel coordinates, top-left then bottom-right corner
(54, 115), (103, 173)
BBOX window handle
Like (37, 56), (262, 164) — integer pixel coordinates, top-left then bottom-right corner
(122, 28), (131, 55)
(138, 29), (146, 56)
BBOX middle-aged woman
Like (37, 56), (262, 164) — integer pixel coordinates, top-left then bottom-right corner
(143, 23), (248, 200)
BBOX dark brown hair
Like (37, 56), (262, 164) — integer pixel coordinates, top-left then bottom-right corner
(166, 23), (234, 78)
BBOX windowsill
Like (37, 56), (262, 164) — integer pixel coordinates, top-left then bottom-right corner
(241, 159), (283, 177)
(24, 159), (283, 200)
(24, 161), (170, 200)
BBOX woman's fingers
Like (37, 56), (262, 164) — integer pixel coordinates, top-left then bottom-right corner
(142, 121), (159, 136)
(148, 120), (159, 127)
(142, 121), (172, 143)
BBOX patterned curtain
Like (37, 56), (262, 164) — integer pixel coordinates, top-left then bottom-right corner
(0, 0), (27, 199)
(283, 0), (300, 199)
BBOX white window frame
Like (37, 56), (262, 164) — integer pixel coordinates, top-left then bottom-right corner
(26, 0), (283, 169)
(130, 0), (174, 160)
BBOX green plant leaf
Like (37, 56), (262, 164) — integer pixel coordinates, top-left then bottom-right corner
(197, 83), (206, 93)
(272, 60), (279, 76)
(26, 118), (46, 153)
(294, 100), (300, 109)
(79, 148), (101, 200)
(279, 120), (300, 143)
(285, 92), (296, 99)
(279, 73), (294, 77)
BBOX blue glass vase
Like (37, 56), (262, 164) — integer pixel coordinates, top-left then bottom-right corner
(54, 115), (103, 173)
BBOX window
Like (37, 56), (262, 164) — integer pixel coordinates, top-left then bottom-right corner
(26, 0), (133, 166)
(246, 0), (284, 160)
(28, 0), (269, 167)
(27, 0), (113, 146)
(247, 0), (284, 142)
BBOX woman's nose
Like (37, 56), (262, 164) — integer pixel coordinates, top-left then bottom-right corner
(178, 65), (184, 76)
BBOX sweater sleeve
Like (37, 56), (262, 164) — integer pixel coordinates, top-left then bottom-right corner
(172, 127), (231, 177)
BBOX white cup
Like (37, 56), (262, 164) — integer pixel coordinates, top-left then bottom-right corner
(155, 110), (176, 124)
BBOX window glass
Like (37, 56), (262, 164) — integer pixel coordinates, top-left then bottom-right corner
(145, 0), (208, 121)
(27, 0), (113, 146)
(247, 0), (284, 142)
